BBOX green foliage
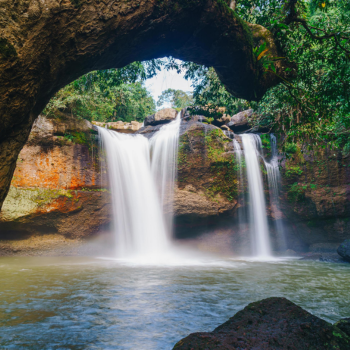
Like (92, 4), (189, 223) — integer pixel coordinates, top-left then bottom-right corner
(187, 66), (254, 115)
(287, 182), (306, 202)
(157, 88), (194, 109)
(260, 134), (271, 149)
(204, 129), (239, 201)
(287, 182), (318, 201)
(284, 142), (298, 155)
(208, 159), (238, 202)
(44, 62), (157, 122)
(285, 165), (303, 178)
(205, 129), (229, 161)
(164, 1), (350, 155)
(237, 0), (350, 154)
(64, 132), (87, 145)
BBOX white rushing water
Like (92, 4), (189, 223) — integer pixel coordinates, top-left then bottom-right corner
(233, 139), (246, 232)
(150, 114), (181, 233)
(241, 134), (272, 258)
(97, 113), (181, 259)
(263, 134), (286, 251)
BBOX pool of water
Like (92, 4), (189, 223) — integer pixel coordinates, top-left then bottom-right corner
(0, 256), (349, 349)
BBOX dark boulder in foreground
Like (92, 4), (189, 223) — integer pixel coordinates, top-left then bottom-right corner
(173, 297), (350, 350)
(335, 318), (350, 337)
(337, 240), (350, 262)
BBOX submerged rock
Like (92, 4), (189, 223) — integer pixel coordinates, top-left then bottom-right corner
(337, 239), (350, 261)
(173, 297), (350, 350)
(144, 108), (177, 126)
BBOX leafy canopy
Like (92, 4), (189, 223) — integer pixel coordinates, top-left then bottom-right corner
(177, 0), (350, 154)
(157, 89), (194, 110)
(44, 61), (159, 123)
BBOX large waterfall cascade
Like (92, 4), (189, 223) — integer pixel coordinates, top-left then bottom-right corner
(97, 113), (181, 259)
(241, 134), (272, 258)
(235, 133), (285, 258)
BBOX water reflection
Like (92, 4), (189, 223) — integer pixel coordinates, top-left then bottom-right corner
(0, 257), (349, 349)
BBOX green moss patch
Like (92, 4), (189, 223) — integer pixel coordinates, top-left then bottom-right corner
(0, 38), (17, 59)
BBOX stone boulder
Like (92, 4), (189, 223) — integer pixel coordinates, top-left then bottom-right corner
(144, 108), (177, 126)
(337, 239), (350, 261)
(227, 109), (253, 132)
(173, 186), (237, 217)
(29, 115), (93, 143)
(0, 187), (111, 240)
(173, 297), (350, 350)
(92, 120), (142, 133)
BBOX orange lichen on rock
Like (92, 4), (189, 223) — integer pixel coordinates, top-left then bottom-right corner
(11, 145), (103, 190)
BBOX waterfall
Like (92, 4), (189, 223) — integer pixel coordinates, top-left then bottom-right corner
(233, 139), (247, 232)
(263, 134), (286, 251)
(150, 114), (181, 233)
(97, 113), (181, 258)
(241, 134), (272, 258)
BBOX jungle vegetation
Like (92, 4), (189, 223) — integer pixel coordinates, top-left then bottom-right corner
(45, 0), (350, 153)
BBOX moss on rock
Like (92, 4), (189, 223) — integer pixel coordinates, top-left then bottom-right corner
(0, 38), (17, 59)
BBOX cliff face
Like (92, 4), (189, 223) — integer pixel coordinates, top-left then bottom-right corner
(1, 114), (350, 255)
(0, 115), (111, 244)
(279, 144), (350, 251)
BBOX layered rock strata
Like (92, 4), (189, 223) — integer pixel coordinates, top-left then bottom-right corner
(0, 115), (111, 245)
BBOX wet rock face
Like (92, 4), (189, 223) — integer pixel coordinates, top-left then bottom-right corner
(0, 115), (110, 240)
(0, 188), (112, 239)
(176, 121), (237, 218)
(173, 297), (350, 350)
(144, 108), (178, 126)
(280, 143), (350, 251)
(337, 240), (350, 261)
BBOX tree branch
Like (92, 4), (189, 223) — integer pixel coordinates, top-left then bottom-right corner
(284, 0), (350, 56)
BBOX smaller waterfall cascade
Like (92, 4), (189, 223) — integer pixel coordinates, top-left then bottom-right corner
(233, 139), (246, 230)
(241, 134), (272, 258)
(150, 113), (181, 212)
(263, 134), (286, 250)
(97, 128), (169, 257)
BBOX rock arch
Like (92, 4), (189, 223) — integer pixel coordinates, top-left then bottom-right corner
(0, 0), (285, 209)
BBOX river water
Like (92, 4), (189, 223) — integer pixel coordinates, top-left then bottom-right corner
(0, 256), (349, 349)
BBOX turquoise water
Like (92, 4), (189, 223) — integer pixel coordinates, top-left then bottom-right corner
(0, 256), (349, 349)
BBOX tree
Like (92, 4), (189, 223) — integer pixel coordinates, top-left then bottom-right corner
(157, 89), (194, 110)
(179, 0), (350, 153)
(44, 63), (156, 122)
